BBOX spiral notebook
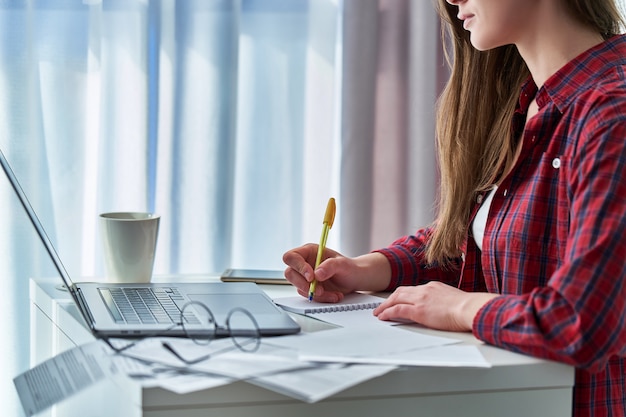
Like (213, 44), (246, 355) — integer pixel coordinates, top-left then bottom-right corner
(274, 293), (384, 315)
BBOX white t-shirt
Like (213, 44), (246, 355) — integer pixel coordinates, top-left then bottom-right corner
(472, 186), (497, 251)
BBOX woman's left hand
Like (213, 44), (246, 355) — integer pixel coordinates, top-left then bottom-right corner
(373, 282), (499, 332)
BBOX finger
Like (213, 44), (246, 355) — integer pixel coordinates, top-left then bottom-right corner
(284, 260), (338, 300)
(295, 287), (310, 299)
(309, 288), (344, 303)
(373, 289), (405, 311)
(375, 302), (424, 324)
(296, 243), (323, 265)
(313, 265), (331, 282)
(283, 247), (316, 282)
(373, 287), (419, 314)
(314, 256), (345, 282)
(291, 281), (343, 303)
(284, 266), (311, 293)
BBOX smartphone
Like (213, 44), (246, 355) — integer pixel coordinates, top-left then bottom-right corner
(220, 268), (289, 285)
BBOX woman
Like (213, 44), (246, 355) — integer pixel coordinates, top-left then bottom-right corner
(283, 0), (626, 416)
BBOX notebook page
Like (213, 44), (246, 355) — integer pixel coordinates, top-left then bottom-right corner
(273, 293), (384, 315)
(273, 293), (398, 327)
(309, 308), (399, 327)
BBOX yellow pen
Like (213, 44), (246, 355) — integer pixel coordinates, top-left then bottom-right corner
(308, 197), (336, 301)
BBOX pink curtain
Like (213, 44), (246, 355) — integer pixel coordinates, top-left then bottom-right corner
(340, 0), (447, 256)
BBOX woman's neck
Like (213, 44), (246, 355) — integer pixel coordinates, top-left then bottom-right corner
(515, 5), (605, 88)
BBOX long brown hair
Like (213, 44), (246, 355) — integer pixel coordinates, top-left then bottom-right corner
(426, 0), (625, 265)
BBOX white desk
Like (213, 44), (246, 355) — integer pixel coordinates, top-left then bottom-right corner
(30, 277), (575, 417)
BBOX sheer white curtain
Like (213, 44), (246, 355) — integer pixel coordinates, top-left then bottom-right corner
(0, 0), (445, 415)
(0, 1), (341, 415)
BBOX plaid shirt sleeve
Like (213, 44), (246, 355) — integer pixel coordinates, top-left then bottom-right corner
(374, 227), (463, 290)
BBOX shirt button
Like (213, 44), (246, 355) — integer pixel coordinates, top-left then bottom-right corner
(503, 189), (508, 197)
(552, 158), (561, 169)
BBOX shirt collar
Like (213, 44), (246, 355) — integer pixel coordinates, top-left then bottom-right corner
(519, 34), (626, 114)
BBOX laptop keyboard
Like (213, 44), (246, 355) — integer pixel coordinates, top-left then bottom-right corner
(99, 287), (200, 325)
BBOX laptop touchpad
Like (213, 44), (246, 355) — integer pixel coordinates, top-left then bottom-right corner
(187, 294), (279, 315)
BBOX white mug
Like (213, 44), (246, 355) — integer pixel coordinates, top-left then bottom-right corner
(99, 212), (160, 283)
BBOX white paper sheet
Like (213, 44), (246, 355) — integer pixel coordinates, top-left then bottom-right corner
(301, 344), (491, 368)
(13, 341), (118, 417)
(266, 325), (461, 358)
(250, 363), (397, 403)
(150, 371), (235, 394)
(116, 337), (314, 381)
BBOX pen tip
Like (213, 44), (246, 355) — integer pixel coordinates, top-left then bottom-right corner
(308, 294), (313, 302)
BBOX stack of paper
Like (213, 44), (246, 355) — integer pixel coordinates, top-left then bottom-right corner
(14, 311), (491, 415)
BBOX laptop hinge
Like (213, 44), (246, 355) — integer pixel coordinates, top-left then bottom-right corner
(74, 288), (96, 331)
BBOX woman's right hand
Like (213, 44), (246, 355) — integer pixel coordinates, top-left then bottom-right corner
(282, 244), (391, 303)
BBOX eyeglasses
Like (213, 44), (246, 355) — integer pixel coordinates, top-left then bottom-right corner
(168, 301), (261, 364)
(104, 301), (261, 365)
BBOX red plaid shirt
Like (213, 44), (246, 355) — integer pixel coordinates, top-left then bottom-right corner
(376, 35), (626, 417)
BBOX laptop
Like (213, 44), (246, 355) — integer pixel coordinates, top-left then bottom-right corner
(0, 149), (300, 338)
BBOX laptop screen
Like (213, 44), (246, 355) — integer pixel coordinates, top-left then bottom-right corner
(0, 149), (77, 295)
